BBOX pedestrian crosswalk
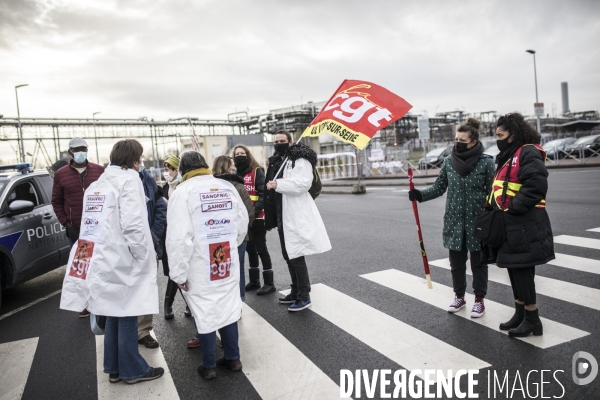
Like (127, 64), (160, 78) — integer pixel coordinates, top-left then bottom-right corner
(4, 233), (600, 400)
(554, 234), (600, 250)
(84, 232), (599, 400)
(360, 269), (589, 349)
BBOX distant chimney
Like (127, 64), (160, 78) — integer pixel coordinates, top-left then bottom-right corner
(561, 82), (570, 114)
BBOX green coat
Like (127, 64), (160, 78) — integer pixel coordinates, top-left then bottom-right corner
(420, 154), (495, 252)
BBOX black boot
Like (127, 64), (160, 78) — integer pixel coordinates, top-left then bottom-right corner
(499, 302), (525, 331)
(164, 280), (178, 320)
(257, 270), (276, 295)
(509, 309), (543, 337)
(245, 267), (261, 291)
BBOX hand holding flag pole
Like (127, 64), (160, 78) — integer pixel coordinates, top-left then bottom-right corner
(408, 167), (433, 289)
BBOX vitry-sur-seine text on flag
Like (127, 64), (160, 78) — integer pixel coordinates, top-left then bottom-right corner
(302, 80), (413, 150)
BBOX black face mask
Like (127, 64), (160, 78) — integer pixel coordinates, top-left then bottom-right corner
(497, 137), (512, 151)
(274, 143), (289, 155)
(234, 156), (249, 169)
(455, 142), (470, 153)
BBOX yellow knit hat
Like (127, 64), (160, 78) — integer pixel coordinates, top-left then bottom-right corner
(165, 155), (180, 170)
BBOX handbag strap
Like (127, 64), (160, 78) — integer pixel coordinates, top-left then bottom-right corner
(500, 155), (514, 203)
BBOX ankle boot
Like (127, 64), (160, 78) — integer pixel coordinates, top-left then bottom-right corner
(164, 297), (174, 320)
(499, 302), (525, 331)
(245, 267), (261, 291)
(164, 280), (179, 320)
(257, 270), (276, 295)
(509, 308), (543, 337)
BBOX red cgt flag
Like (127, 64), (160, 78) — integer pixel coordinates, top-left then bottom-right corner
(302, 80), (412, 150)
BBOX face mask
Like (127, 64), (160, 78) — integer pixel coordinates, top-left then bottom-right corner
(455, 142), (470, 153)
(163, 171), (173, 182)
(73, 152), (87, 164)
(497, 137), (512, 151)
(234, 155), (249, 169)
(177, 173), (182, 182)
(274, 143), (289, 155)
(139, 161), (145, 172)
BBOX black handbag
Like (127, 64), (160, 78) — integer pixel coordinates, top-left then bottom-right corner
(473, 156), (513, 247)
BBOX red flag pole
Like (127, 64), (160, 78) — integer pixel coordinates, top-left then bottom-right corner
(408, 168), (433, 289)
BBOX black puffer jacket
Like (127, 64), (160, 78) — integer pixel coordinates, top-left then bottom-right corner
(493, 145), (555, 268)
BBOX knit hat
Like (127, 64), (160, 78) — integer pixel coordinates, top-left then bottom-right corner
(164, 155), (180, 170)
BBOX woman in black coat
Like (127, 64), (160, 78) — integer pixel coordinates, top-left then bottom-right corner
(492, 113), (555, 338)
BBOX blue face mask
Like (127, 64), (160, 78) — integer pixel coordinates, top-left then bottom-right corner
(73, 151), (87, 164)
(139, 162), (145, 172)
(177, 173), (182, 182)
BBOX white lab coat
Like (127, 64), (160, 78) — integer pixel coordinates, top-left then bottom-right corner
(275, 158), (331, 259)
(166, 175), (248, 334)
(60, 166), (159, 317)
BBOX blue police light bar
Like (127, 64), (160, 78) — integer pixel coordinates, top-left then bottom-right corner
(0, 163), (33, 172)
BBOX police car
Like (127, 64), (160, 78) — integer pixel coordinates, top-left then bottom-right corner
(0, 163), (70, 309)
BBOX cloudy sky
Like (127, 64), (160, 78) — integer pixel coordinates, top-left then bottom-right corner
(0, 0), (599, 122)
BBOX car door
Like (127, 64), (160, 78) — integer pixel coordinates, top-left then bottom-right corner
(35, 174), (70, 263)
(0, 177), (61, 286)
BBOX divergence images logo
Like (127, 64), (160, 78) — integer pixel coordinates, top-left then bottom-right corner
(205, 219), (231, 226)
(572, 351), (598, 386)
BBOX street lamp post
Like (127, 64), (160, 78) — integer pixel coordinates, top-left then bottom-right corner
(526, 50), (541, 133)
(93, 111), (101, 163)
(15, 84), (29, 163)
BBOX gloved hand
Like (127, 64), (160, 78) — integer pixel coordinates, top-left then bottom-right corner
(408, 189), (422, 202)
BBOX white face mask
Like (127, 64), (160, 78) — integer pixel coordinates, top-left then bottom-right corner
(163, 171), (173, 182)
(73, 151), (87, 164)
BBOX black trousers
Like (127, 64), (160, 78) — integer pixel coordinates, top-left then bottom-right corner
(278, 225), (311, 301)
(246, 219), (272, 270)
(507, 266), (537, 306)
(448, 236), (488, 298)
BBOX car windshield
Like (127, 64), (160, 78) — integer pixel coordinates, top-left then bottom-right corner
(573, 136), (596, 145)
(543, 140), (565, 149)
(425, 148), (446, 157)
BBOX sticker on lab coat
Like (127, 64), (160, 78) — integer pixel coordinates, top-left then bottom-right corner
(69, 239), (94, 280)
(209, 241), (232, 281)
(196, 189), (238, 241)
(80, 191), (115, 244)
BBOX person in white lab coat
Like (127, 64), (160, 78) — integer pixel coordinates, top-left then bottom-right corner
(60, 139), (163, 384)
(166, 151), (248, 380)
(264, 130), (331, 312)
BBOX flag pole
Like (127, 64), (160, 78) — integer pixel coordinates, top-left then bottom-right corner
(408, 167), (433, 289)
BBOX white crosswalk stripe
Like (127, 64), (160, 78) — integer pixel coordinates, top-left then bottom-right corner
(0, 337), (38, 400)
(429, 258), (600, 311)
(548, 253), (600, 275)
(586, 227), (600, 233)
(238, 303), (341, 400)
(554, 235), (600, 250)
(281, 284), (491, 383)
(95, 331), (179, 400)
(361, 269), (590, 349)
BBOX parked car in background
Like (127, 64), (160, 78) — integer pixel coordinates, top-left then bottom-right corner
(484, 144), (500, 158)
(0, 164), (70, 310)
(542, 138), (577, 160)
(419, 146), (452, 169)
(564, 135), (600, 158)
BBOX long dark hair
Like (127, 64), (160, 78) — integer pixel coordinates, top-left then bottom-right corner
(496, 113), (540, 147)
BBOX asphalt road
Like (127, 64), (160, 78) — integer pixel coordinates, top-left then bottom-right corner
(1, 167), (599, 400)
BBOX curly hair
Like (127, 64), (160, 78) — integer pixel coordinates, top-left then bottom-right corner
(496, 112), (540, 147)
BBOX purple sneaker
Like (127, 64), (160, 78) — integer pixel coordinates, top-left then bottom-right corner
(448, 297), (466, 313)
(471, 297), (485, 318)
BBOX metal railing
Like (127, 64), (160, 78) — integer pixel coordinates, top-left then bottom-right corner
(545, 145), (600, 164)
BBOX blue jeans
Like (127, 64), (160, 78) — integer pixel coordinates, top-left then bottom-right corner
(199, 322), (240, 369)
(104, 316), (151, 380)
(238, 241), (247, 302)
